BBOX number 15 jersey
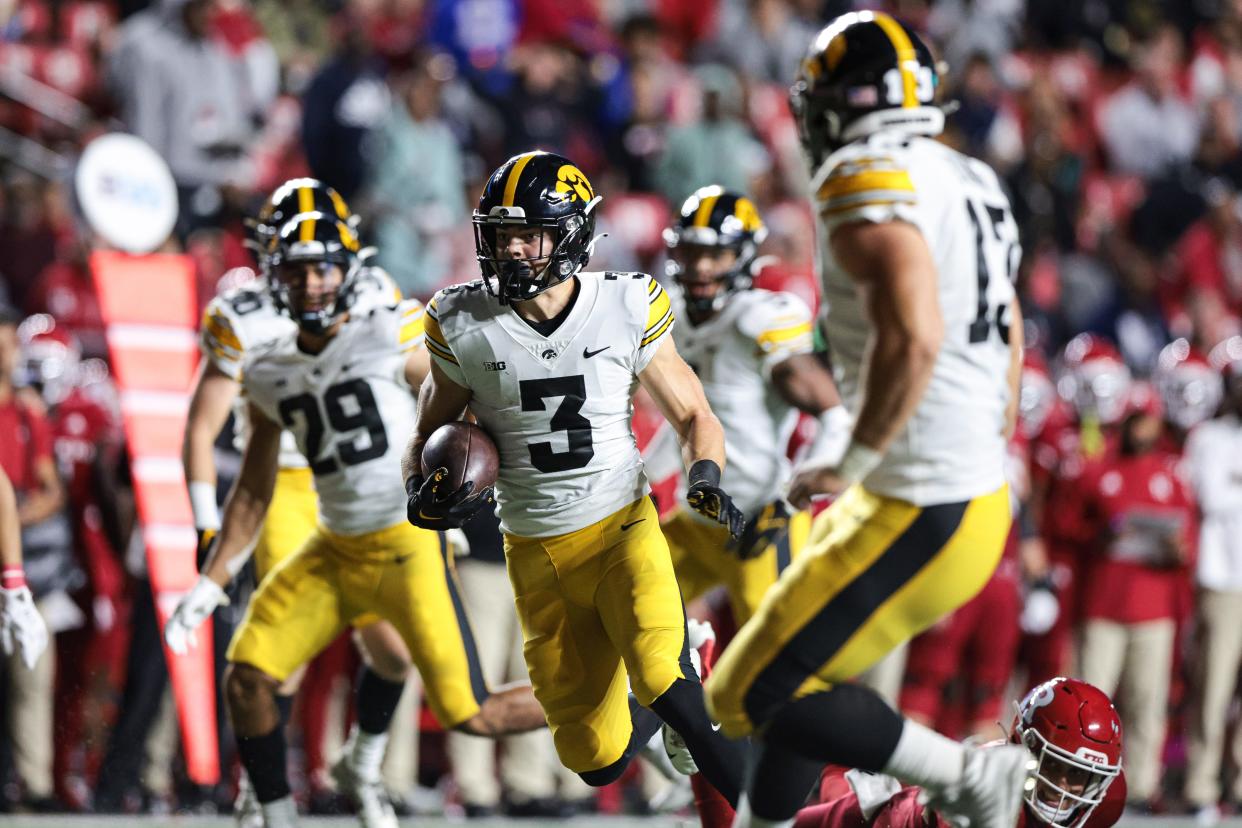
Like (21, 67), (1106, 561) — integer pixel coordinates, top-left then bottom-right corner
(814, 132), (1020, 506)
(425, 273), (675, 538)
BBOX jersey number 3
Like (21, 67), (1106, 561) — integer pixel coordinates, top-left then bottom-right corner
(278, 378), (389, 475)
(520, 376), (594, 473)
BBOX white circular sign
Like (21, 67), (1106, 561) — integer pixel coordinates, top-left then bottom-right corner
(74, 133), (178, 254)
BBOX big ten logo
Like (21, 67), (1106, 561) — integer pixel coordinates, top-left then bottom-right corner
(484, 361), (506, 372)
(555, 165), (593, 203)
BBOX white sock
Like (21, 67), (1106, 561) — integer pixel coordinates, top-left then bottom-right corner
(349, 727), (389, 780)
(881, 719), (966, 791)
(260, 794), (299, 827)
(733, 793), (796, 828)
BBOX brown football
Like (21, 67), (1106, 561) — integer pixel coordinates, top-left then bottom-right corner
(421, 421), (500, 494)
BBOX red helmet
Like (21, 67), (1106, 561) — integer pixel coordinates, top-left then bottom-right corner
(1056, 335), (1132, 425)
(17, 314), (80, 405)
(1154, 339), (1222, 430)
(1012, 678), (1123, 828)
(1020, 350), (1057, 437)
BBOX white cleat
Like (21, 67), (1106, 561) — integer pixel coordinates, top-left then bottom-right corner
(331, 752), (399, 828)
(662, 722), (699, 775)
(234, 774), (263, 828)
(923, 744), (1036, 828)
(259, 795), (300, 828)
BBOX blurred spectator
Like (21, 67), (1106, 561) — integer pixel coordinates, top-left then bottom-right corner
(1182, 337), (1242, 821)
(24, 230), (106, 362)
(926, 0), (1024, 72)
(426, 0), (521, 97)
(654, 63), (769, 204)
(0, 305), (68, 810)
(300, 16), (391, 201)
(1077, 384), (1196, 809)
(1085, 233), (1173, 375)
(252, 0), (334, 94)
(1098, 25), (1200, 179)
(363, 52), (467, 298)
(704, 0), (816, 85)
(108, 0), (263, 232)
(0, 175), (62, 315)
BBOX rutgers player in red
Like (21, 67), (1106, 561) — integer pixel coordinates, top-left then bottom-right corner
(1153, 338), (1223, 448)
(19, 315), (125, 806)
(695, 677), (1124, 828)
(1023, 335), (1131, 685)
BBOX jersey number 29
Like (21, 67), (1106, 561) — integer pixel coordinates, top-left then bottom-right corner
(278, 379), (389, 475)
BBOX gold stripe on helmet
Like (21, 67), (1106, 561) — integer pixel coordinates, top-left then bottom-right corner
(693, 193), (721, 228)
(872, 12), (918, 108)
(824, 32), (848, 73)
(299, 214), (316, 242)
(337, 221), (359, 252)
(734, 197), (763, 232)
(328, 189), (350, 220)
(297, 186), (315, 214)
(502, 151), (542, 207)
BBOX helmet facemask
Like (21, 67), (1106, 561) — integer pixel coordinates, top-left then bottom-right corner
(267, 213), (362, 335)
(1022, 729), (1121, 828)
(473, 199), (599, 305)
(664, 226), (759, 320)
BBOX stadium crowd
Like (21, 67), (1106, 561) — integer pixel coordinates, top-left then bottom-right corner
(0, 0), (1241, 823)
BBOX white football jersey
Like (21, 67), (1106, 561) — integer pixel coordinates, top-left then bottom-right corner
(200, 267), (404, 471)
(814, 132), (1018, 505)
(239, 298), (425, 535)
(425, 272), (675, 537)
(670, 287), (813, 514)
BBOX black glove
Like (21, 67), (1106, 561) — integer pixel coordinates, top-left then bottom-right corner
(731, 500), (792, 561)
(406, 468), (494, 530)
(685, 460), (745, 539)
(195, 528), (217, 570)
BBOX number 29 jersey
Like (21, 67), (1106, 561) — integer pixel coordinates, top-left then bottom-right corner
(238, 299), (426, 535)
(425, 273), (675, 538)
(814, 133), (1019, 506)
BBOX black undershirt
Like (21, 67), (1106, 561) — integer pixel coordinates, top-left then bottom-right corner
(517, 277), (580, 337)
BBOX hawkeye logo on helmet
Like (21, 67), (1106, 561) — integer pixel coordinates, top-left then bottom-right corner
(554, 165), (593, 202)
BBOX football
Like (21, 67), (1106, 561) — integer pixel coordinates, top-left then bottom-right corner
(421, 421), (500, 494)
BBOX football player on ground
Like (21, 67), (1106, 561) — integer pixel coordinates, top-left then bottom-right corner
(403, 150), (747, 804)
(166, 211), (546, 828)
(645, 185), (848, 624)
(704, 12), (1032, 828)
(169, 179), (416, 826)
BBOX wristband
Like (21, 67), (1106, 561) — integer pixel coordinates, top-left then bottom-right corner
(188, 481), (221, 531)
(836, 441), (882, 483)
(688, 459), (722, 489)
(2, 566), (26, 590)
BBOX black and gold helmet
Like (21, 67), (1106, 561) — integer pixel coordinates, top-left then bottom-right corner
(790, 11), (943, 169)
(472, 150), (601, 304)
(248, 178), (358, 263)
(267, 211), (362, 334)
(663, 186), (767, 317)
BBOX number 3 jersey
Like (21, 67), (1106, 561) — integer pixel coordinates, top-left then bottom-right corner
(219, 296), (425, 535)
(425, 273), (675, 538)
(814, 132), (1019, 506)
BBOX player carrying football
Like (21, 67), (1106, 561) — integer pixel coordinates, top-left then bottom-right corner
(403, 150), (746, 803)
(165, 210), (545, 828)
(704, 12), (1031, 828)
(646, 185), (848, 625)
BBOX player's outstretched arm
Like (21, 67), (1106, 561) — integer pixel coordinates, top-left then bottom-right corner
(787, 221), (941, 507)
(164, 402), (281, 655)
(403, 346), (431, 391)
(182, 360), (241, 561)
(639, 336), (744, 537)
(1003, 297), (1025, 439)
(0, 466), (49, 670)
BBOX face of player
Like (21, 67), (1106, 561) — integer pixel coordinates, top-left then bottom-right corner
(1121, 411), (1162, 454)
(277, 260), (344, 315)
(496, 226), (557, 277)
(1037, 754), (1091, 804)
(673, 243), (739, 316)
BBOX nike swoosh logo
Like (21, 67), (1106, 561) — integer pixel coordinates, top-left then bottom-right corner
(583, 345), (610, 359)
(620, 518), (645, 531)
(711, 721), (722, 732)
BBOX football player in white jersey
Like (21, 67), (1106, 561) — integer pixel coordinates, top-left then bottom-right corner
(403, 150), (747, 804)
(703, 13), (1032, 828)
(647, 185), (848, 625)
(167, 212), (546, 828)
(171, 180), (417, 827)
